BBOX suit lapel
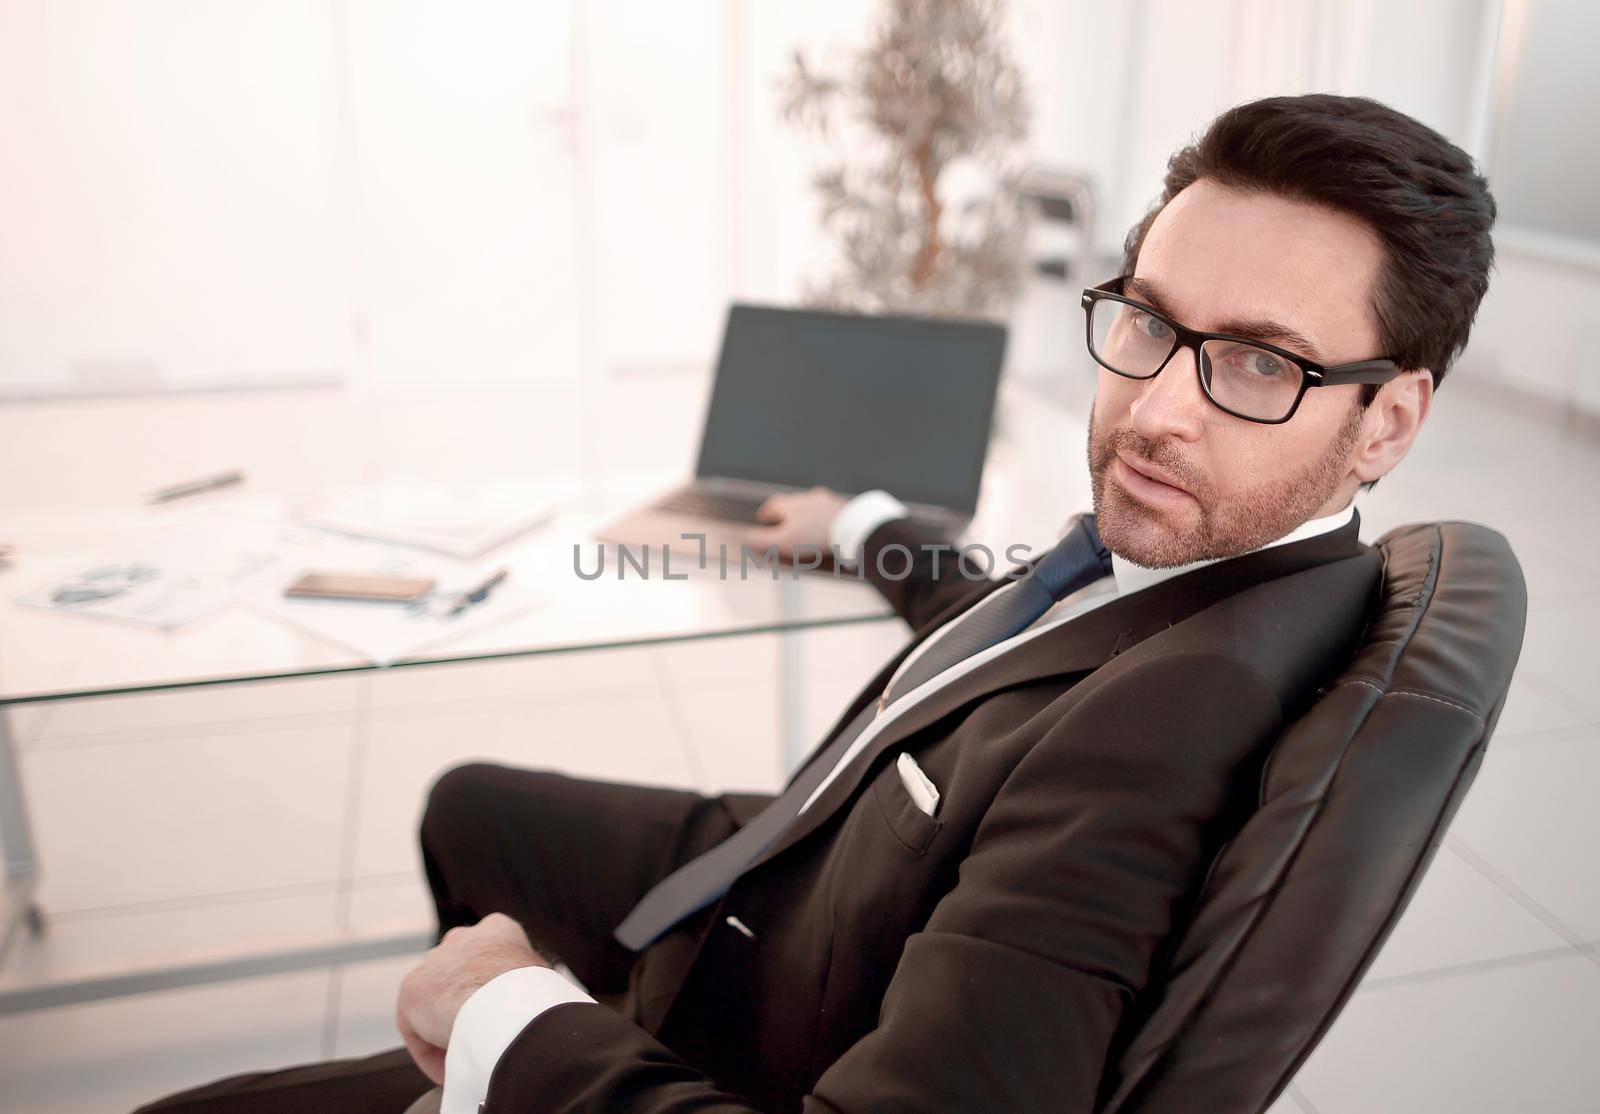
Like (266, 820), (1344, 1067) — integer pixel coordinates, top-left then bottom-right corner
(750, 510), (1366, 871)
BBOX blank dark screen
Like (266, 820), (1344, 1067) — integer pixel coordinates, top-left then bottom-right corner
(694, 305), (1006, 511)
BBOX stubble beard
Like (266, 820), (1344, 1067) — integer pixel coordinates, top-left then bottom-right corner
(1086, 400), (1365, 568)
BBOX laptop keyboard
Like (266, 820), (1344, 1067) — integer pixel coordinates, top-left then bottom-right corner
(652, 489), (773, 524)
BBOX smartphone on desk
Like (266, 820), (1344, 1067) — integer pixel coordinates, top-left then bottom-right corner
(285, 571), (435, 603)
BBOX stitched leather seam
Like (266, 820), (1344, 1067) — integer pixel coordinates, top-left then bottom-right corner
(1331, 679), (1485, 721)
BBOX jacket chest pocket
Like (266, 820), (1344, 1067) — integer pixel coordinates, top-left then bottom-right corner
(869, 755), (944, 856)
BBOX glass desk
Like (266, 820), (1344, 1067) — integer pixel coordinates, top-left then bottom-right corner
(0, 500), (895, 1014)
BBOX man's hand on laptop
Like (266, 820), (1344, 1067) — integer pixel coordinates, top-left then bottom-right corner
(746, 485), (847, 558)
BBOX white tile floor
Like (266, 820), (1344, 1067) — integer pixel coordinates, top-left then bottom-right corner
(2, 378), (1598, 1113)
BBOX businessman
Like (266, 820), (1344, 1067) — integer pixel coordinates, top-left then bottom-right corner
(143, 94), (1495, 1113)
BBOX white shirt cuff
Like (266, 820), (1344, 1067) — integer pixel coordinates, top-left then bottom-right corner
(828, 490), (909, 569)
(440, 965), (596, 1114)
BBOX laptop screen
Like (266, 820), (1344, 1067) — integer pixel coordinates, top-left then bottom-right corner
(694, 304), (1007, 512)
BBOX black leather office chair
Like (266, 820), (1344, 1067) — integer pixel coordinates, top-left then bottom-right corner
(1100, 521), (1527, 1112)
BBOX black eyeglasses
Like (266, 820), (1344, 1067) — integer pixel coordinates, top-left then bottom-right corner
(1080, 276), (1404, 424)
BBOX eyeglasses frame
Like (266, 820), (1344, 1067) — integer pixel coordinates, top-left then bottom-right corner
(1080, 276), (1405, 425)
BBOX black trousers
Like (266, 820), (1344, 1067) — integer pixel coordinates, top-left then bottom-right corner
(136, 763), (747, 1114)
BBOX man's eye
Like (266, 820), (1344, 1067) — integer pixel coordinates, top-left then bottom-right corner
(1246, 351), (1291, 378)
(1132, 312), (1172, 341)
(1209, 344), (1296, 381)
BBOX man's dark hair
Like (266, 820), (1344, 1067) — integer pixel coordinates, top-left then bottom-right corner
(1122, 94), (1497, 405)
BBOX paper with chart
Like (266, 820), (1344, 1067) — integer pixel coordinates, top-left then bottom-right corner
(14, 557), (234, 631)
(12, 506), (281, 630)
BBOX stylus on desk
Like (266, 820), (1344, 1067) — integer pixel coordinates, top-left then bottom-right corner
(145, 469), (245, 504)
(448, 568), (509, 617)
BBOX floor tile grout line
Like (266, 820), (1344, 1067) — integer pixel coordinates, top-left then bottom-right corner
(13, 702), (58, 756)
(362, 680), (667, 724)
(26, 707), (362, 753)
(332, 675), (378, 934)
(325, 676), (376, 1056)
(36, 877), (352, 923)
(1285, 1081), (1320, 1114)
(347, 870), (426, 891)
(16, 637), (829, 753)
(1492, 722), (1600, 748)
(21, 676), (675, 754)
(1444, 836), (1594, 960)
(1356, 940), (1590, 992)
(38, 869), (428, 927)
(647, 647), (710, 791)
(29, 683), (397, 965)
(1524, 588), (1600, 609)
(1514, 668), (1600, 728)
(322, 967), (345, 1060)
(53, 870), (422, 921)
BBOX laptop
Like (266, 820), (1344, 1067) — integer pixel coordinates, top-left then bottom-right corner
(598, 303), (1007, 569)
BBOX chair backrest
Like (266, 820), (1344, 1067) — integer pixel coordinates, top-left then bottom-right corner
(1099, 521), (1528, 1113)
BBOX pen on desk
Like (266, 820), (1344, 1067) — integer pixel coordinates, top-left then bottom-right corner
(145, 469), (245, 504)
(448, 567), (509, 617)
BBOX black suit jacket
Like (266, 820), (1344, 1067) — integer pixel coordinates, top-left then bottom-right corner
(486, 511), (1380, 1112)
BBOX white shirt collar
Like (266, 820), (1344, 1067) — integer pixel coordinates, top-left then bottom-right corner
(1107, 498), (1358, 598)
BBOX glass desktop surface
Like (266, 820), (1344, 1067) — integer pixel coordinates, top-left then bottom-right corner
(0, 503), (893, 706)
(0, 382), (907, 708)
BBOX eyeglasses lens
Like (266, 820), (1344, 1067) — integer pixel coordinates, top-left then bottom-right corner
(1088, 299), (1304, 422)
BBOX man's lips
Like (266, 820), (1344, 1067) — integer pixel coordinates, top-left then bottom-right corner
(1113, 452), (1196, 504)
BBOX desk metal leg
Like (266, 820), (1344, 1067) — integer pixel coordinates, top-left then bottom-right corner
(0, 705), (44, 964)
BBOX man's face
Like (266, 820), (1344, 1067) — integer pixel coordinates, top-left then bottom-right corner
(1087, 179), (1386, 568)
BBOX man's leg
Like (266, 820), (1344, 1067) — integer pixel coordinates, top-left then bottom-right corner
(134, 1049), (430, 1114)
(419, 762), (739, 995)
(139, 764), (734, 1112)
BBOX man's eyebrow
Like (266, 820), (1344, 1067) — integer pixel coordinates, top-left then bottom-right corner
(1124, 275), (1175, 316)
(1125, 275), (1327, 363)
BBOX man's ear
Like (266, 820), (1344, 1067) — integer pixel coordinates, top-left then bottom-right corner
(1351, 369), (1433, 485)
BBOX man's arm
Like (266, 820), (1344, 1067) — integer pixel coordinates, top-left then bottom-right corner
(748, 488), (995, 632)
(853, 515), (997, 632)
(468, 650), (1284, 1112)
(440, 966), (595, 1114)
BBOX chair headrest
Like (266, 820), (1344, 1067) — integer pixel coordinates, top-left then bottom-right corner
(1101, 522), (1528, 1114)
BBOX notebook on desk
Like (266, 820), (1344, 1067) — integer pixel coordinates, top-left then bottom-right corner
(598, 303), (1007, 569)
(296, 482), (553, 560)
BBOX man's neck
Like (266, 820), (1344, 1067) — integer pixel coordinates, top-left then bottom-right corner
(1109, 498), (1358, 598)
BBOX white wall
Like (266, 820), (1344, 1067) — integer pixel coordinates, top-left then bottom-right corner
(1002, 0), (1495, 257)
(1, 0), (1591, 415)
(1001, 0), (1599, 417)
(1467, 252), (1600, 414)
(339, 0), (579, 390)
(0, 0), (352, 397)
(1462, 0), (1600, 413)
(0, 0), (746, 399)
(0, 0), (852, 399)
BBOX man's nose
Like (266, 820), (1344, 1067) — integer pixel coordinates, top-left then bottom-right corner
(1128, 345), (1208, 443)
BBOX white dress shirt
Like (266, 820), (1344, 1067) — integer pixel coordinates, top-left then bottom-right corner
(439, 492), (1359, 1113)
